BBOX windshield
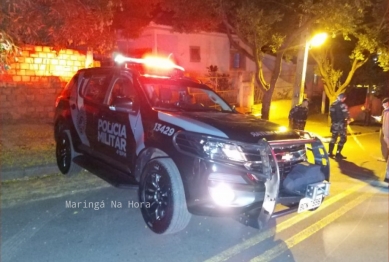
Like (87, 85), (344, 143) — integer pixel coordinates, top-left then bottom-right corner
(139, 77), (233, 112)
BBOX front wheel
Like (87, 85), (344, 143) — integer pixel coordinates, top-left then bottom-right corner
(139, 158), (191, 234)
(55, 130), (81, 176)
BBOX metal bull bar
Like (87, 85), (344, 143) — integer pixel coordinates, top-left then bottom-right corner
(256, 131), (330, 230)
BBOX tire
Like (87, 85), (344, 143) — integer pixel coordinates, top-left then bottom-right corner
(54, 120), (64, 141)
(55, 130), (81, 176)
(139, 158), (191, 234)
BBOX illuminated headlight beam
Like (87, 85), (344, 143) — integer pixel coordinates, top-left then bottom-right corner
(209, 183), (235, 206)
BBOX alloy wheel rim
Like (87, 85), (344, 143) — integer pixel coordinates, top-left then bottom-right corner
(143, 169), (171, 225)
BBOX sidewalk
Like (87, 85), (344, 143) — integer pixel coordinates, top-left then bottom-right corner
(0, 114), (381, 182)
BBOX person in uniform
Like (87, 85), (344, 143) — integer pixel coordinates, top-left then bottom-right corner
(288, 99), (309, 130)
(380, 98), (389, 184)
(379, 98), (389, 163)
(328, 93), (351, 159)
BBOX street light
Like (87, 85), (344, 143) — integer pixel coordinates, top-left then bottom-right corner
(310, 33), (328, 47)
(291, 32), (328, 108)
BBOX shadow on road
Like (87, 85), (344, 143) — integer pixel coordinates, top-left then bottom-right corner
(336, 159), (379, 182)
(231, 217), (296, 261)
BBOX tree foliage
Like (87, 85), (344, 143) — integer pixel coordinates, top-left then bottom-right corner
(157, 0), (389, 119)
(0, 30), (20, 72)
(310, 0), (389, 104)
(0, 0), (158, 52)
(1, 0), (115, 52)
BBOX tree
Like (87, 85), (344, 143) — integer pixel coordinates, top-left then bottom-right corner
(157, 0), (388, 119)
(1, 0), (114, 52)
(0, 0), (158, 53)
(309, 0), (389, 105)
(113, 0), (159, 40)
(349, 53), (388, 92)
(0, 30), (19, 72)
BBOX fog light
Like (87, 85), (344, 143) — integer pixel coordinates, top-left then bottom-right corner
(209, 183), (235, 206)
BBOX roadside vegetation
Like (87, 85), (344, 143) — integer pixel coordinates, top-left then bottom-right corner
(0, 123), (55, 170)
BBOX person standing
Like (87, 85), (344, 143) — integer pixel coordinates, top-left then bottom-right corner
(288, 99), (309, 130)
(380, 98), (389, 183)
(379, 98), (389, 163)
(328, 93), (351, 159)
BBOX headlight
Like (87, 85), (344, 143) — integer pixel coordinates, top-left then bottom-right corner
(202, 141), (247, 162)
(173, 131), (271, 179)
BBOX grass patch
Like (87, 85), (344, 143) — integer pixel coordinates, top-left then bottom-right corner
(0, 123), (56, 170)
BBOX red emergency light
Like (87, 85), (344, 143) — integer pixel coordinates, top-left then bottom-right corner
(114, 54), (185, 78)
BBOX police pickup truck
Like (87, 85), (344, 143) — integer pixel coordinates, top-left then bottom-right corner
(54, 55), (330, 234)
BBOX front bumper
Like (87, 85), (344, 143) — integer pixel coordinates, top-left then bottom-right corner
(173, 130), (330, 228)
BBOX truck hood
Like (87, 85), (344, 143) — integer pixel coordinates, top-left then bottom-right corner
(158, 111), (299, 143)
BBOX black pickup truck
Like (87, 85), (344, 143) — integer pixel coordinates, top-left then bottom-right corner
(54, 56), (330, 234)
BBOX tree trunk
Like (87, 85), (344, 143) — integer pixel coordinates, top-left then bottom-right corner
(258, 53), (282, 120)
(327, 97), (336, 125)
(261, 90), (273, 120)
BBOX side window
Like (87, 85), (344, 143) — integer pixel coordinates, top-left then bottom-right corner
(83, 73), (112, 104)
(109, 76), (138, 108)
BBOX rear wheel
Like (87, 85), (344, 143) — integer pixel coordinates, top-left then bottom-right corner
(55, 130), (81, 176)
(139, 158), (191, 234)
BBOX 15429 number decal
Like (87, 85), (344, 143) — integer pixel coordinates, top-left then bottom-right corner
(153, 123), (175, 136)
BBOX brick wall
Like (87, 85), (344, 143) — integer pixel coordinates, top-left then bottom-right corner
(0, 79), (66, 122)
(0, 45), (89, 122)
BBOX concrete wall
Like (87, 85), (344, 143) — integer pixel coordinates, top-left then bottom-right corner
(0, 79), (65, 122)
(118, 23), (232, 76)
(117, 23), (297, 110)
(248, 100), (292, 120)
(118, 23), (297, 82)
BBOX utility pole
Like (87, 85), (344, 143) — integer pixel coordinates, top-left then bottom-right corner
(292, 31), (328, 110)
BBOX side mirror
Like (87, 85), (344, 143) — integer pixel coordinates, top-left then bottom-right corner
(109, 97), (133, 112)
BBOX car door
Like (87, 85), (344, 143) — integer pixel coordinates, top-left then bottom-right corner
(96, 72), (141, 173)
(79, 70), (114, 154)
(69, 71), (91, 149)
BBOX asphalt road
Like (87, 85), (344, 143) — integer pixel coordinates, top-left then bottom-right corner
(1, 133), (388, 262)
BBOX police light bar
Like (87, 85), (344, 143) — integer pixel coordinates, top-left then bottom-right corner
(114, 54), (185, 72)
